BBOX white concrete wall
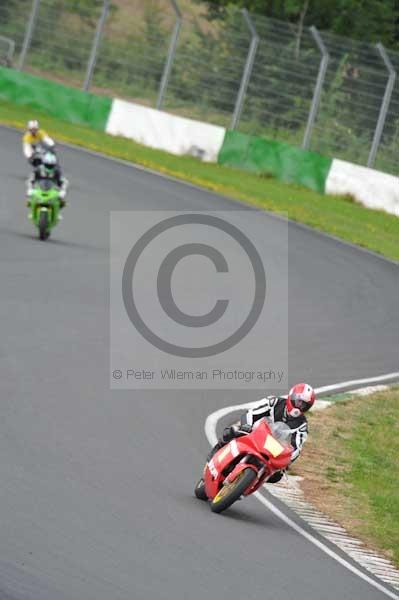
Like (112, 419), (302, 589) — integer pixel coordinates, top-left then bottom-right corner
(326, 159), (399, 217)
(106, 99), (226, 163)
(106, 100), (399, 217)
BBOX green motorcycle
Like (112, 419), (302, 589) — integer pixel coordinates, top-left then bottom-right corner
(28, 179), (62, 241)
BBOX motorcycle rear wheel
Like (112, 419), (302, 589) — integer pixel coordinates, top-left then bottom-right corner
(210, 468), (257, 514)
(194, 478), (208, 501)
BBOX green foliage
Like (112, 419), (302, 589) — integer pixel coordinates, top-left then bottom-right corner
(166, 12), (242, 114)
(0, 0), (27, 26)
(194, 0), (399, 51)
(68, 0), (102, 26)
(92, 2), (168, 95)
(343, 391), (399, 564)
(302, 388), (399, 565)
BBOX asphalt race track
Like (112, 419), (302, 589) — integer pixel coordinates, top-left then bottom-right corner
(1, 125), (398, 600)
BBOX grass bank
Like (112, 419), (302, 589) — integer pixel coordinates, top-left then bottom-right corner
(297, 388), (399, 566)
(1, 100), (398, 262)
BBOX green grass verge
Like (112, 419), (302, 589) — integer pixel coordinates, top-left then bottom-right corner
(2, 100), (398, 262)
(299, 388), (399, 565)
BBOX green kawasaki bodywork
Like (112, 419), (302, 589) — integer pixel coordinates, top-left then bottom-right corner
(29, 179), (61, 240)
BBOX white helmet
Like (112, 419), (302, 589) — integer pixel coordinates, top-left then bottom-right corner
(28, 120), (39, 133)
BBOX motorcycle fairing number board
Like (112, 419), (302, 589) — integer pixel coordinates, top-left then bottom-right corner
(218, 446), (231, 463)
(264, 435), (284, 458)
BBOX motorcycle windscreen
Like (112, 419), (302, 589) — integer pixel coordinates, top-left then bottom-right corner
(38, 179), (55, 192)
(262, 421), (293, 458)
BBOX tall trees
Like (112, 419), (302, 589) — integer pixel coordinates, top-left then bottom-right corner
(194, 0), (399, 50)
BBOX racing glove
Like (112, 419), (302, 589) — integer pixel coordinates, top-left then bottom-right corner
(221, 424), (252, 442)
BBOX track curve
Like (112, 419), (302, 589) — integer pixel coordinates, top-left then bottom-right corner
(1, 126), (398, 600)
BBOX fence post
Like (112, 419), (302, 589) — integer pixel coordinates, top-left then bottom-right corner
(0, 35), (16, 65)
(18, 0), (41, 71)
(83, 0), (110, 92)
(156, 0), (182, 110)
(302, 26), (329, 150)
(367, 44), (397, 168)
(230, 9), (259, 130)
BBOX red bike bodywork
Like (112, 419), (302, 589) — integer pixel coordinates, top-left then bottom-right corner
(204, 419), (293, 501)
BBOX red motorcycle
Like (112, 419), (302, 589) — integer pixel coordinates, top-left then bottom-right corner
(195, 418), (293, 513)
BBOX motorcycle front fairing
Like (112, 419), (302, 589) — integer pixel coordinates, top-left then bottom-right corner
(30, 183), (60, 226)
(204, 419), (293, 500)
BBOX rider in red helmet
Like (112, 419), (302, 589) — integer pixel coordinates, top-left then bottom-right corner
(285, 382), (316, 419)
(208, 383), (315, 484)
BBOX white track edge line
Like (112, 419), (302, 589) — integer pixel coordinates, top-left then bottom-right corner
(316, 373), (399, 394)
(204, 372), (399, 600)
(252, 491), (398, 599)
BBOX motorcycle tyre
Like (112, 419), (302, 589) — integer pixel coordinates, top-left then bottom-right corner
(194, 478), (208, 501)
(210, 468), (257, 514)
(39, 211), (50, 241)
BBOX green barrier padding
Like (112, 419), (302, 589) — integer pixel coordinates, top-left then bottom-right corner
(218, 130), (333, 194)
(0, 67), (112, 130)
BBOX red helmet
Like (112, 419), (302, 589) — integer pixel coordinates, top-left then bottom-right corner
(287, 383), (315, 417)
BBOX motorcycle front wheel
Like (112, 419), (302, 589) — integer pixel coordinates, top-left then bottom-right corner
(38, 211), (49, 240)
(210, 468), (257, 514)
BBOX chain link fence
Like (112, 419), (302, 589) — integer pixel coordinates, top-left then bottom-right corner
(1, 0), (397, 175)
